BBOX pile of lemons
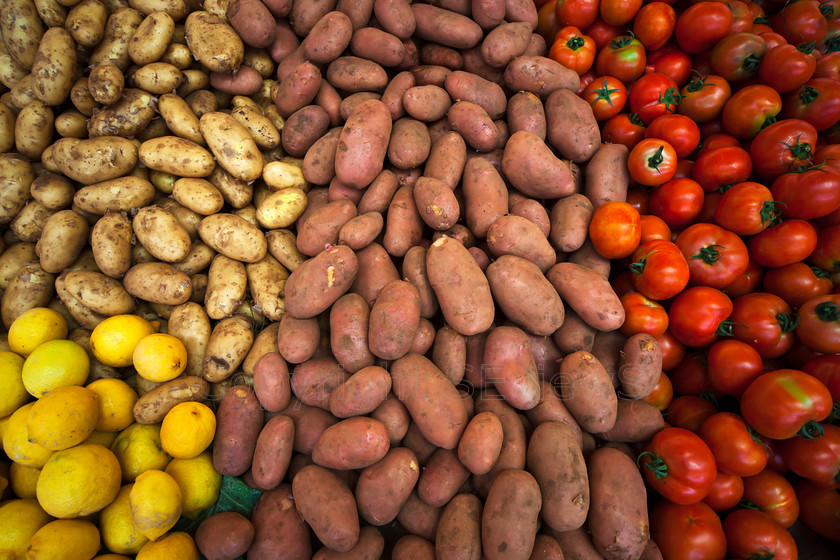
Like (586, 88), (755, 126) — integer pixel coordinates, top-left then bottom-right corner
(0, 308), (220, 560)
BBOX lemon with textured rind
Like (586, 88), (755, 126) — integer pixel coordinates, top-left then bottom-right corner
(0, 499), (52, 558)
(90, 315), (156, 368)
(0, 350), (29, 417)
(130, 469), (183, 541)
(21, 340), (90, 398)
(86, 378), (139, 432)
(26, 385), (99, 451)
(160, 402), (215, 459)
(100, 484), (150, 555)
(164, 452), (222, 519)
(132, 333), (188, 383)
(85, 429), (119, 448)
(8, 307), (68, 358)
(36, 443), (122, 518)
(96, 556), (132, 560)
(10, 462), (40, 499)
(110, 423), (172, 482)
(25, 519), (100, 560)
(3, 403), (54, 468)
(135, 532), (199, 560)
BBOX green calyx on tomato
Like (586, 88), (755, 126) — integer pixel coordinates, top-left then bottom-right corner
(761, 115), (777, 130)
(698, 391), (720, 408)
(590, 78), (623, 106)
(819, 0), (835, 19)
(776, 312), (799, 333)
(760, 201), (784, 226)
(685, 72), (710, 93)
(811, 265), (831, 278)
(566, 35), (585, 50)
(659, 87), (683, 109)
(738, 499), (760, 510)
(816, 301), (840, 320)
(637, 451), (669, 478)
(798, 41), (817, 55)
(748, 552), (775, 560)
(824, 35), (840, 53)
(753, 16), (768, 24)
(609, 31), (636, 49)
(743, 54), (762, 73)
(797, 420), (825, 439)
(691, 244), (724, 264)
(629, 112), (644, 126)
(648, 144), (665, 171)
(629, 257), (646, 274)
(782, 136), (814, 162)
(799, 85), (820, 105)
(715, 319), (738, 337)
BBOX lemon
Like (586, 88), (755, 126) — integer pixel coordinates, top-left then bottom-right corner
(159, 402), (215, 460)
(9, 463), (40, 499)
(129, 469), (183, 541)
(0, 415), (10, 446)
(8, 308), (68, 358)
(21, 340), (90, 398)
(132, 334), (188, 383)
(95, 556), (132, 560)
(164, 452), (222, 519)
(84, 430), (118, 448)
(3, 403), (54, 468)
(36, 443), (122, 518)
(135, 532), (199, 560)
(25, 519), (100, 560)
(100, 484), (149, 555)
(0, 499), (52, 559)
(110, 423), (171, 482)
(26, 386), (99, 451)
(0, 351), (29, 417)
(86, 378), (138, 432)
(90, 315), (156, 368)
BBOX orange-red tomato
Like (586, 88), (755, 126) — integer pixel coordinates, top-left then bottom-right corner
(588, 201), (642, 258)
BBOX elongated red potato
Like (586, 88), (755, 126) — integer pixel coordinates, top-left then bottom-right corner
(355, 447), (420, 525)
(483, 326), (541, 410)
(285, 245), (358, 319)
(558, 351), (618, 434)
(335, 99), (392, 189)
(486, 255), (565, 336)
(502, 130), (576, 199)
(312, 416), (390, 470)
(482, 469), (542, 560)
(293, 465), (360, 553)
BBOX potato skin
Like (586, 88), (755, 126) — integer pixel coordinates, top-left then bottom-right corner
(202, 315), (254, 382)
(461, 155), (507, 238)
(559, 351), (618, 434)
(312, 416), (390, 470)
(248, 484), (312, 560)
(293, 464), (360, 553)
(483, 326), (541, 410)
(412, 3), (482, 48)
(546, 262), (625, 332)
(383, 184), (424, 258)
(167, 302), (211, 378)
(417, 448), (471, 507)
(197, 213), (267, 264)
(481, 21), (531, 68)
(74, 177), (156, 216)
(285, 244), (358, 319)
(252, 351), (291, 413)
(302, 11), (353, 64)
(473, 390), (529, 494)
(36, 209), (89, 274)
(618, 334), (663, 400)
(185, 11), (243, 73)
(486, 255), (564, 336)
(585, 143), (630, 209)
(226, 0), (275, 48)
(1, 263), (55, 329)
(504, 55), (580, 97)
(487, 215), (556, 273)
(195, 511), (254, 560)
(368, 280), (421, 361)
(31, 28), (76, 107)
(213, 385), (263, 476)
(133, 205), (192, 263)
(138, 136), (214, 178)
(123, 262), (192, 305)
(354, 446), (420, 525)
(545, 88), (601, 163)
(327, 56), (388, 92)
(291, 357), (349, 410)
(550, 193), (594, 253)
(335, 99), (392, 189)
(447, 101), (498, 152)
(296, 199), (357, 257)
(482, 469), (542, 560)
(502, 131), (576, 199)
(87, 88), (154, 138)
(329, 365), (392, 418)
(51, 137), (138, 185)
(251, 414), (295, 490)
(600, 399), (665, 443)
(313, 525), (385, 560)
(63, 270), (135, 316)
(0, 0), (45, 70)
(435, 493), (482, 560)
(330, 292), (375, 373)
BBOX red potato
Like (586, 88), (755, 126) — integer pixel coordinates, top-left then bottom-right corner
(417, 448), (472, 507)
(413, 176), (460, 231)
(335, 99), (392, 189)
(316, 80), (343, 126)
(618, 333), (662, 399)
(195, 512), (254, 560)
(472, 0), (506, 29)
(502, 131), (576, 199)
(599, 399), (665, 443)
(546, 262), (625, 332)
(512, 198), (551, 237)
(350, 27), (405, 67)
(420, 43), (464, 69)
(338, 211), (384, 250)
(330, 293), (375, 373)
(568, 239), (612, 278)
(296, 199), (358, 256)
(291, 357), (350, 410)
(473, 390), (529, 496)
(337, 0), (375, 30)
(403, 422), (440, 466)
(285, 244), (358, 319)
(327, 56), (389, 92)
(253, 351), (292, 412)
(444, 70), (507, 119)
(383, 185), (425, 257)
(274, 61), (322, 118)
(549, 527), (604, 560)
(402, 245), (439, 319)
(248, 485), (312, 560)
(505, 0), (539, 27)
(436, 493), (482, 560)
(483, 326), (541, 410)
(303, 127), (340, 185)
(329, 365), (392, 418)
(281, 105), (330, 158)
(276, 315), (320, 365)
(374, 0), (416, 39)
(411, 318), (436, 355)
(425, 131), (467, 190)
(524, 331), (564, 380)
(302, 11), (354, 64)
(388, 117), (432, 169)
(504, 56), (581, 97)
(226, 0), (276, 48)
(340, 92), (384, 121)
(550, 193), (594, 253)
(486, 255), (565, 337)
(372, 393), (411, 444)
(482, 469), (542, 560)
(351, 242), (401, 306)
(412, 64), (453, 87)
(462, 156), (508, 238)
(358, 169), (399, 214)
(486, 215), (557, 273)
(525, 380), (583, 448)
(432, 324), (467, 385)
(288, 0), (336, 36)
(393, 535), (436, 560)
(585, 143), (631, 208)
(403, 85), (452, 122)
(397, 491), (444, 542)
(507, 91), (546, 139)
(530, 534), (566, 560)
(458, 411), (504, 475)
(210, 67), (263, 95)
(269, 19), (299, 63)
(293, 465), (360, 553)
(313, 526), (385, 560)
(312, 416), (391, 470)
(447, 100), (499, 152)
(481, 21), (532, 67)
(213, 385), (264, 476)
(558, 351), (618, 434)
(412, 4), (483, 48)
(251, 414), (295, 490)
(545, 88), (601, 162)
(380, 70), (416, 120)
(282, 401), (338, 455)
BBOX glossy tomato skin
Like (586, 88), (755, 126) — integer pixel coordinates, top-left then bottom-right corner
(554, 0), (600, 30)
(778, 423), (840, 486)
(748, 219), (818, 268)
(648, 177), (704, 229)
(728, 0), (755, 33)
(601, 112), (646, 148)
(721, 84), (783, 139)
(645, 114), (700, 159)
(628, 138), (677, 186)
(633, 2), (676, 51)
(762, 262), (834, 309)
(749, 119), (819, 181)
(729, 292), (796, 359)
(810, 224), (840, 272)
(796, 479), (840, 543)
(584, 16), (623, 50)
(669, 350), (715, 396)
(594, 32), (647, 83)
(773, 0), (829, 44)
(650, 500), (727, 560)
(714, 182), (779, 236)
(692, 145), (753, 191)
(675, 223), (750, 289)
(643, 371), (674, 410)
(629, 239), (690, 300)
(709, 32), (767, 82)
(665, 395), (719, 433)
(699, 412), (768, 477)
(537, 0), (562, 44)
(678, 74), (732, 124)
(742, 469), (800, 529)
(588, 201), (640, 259)
(758, 43), (818, 93)
(582, 76), (627, 120)
(675, 1), (734, 54)
(628, 72), (680, 125)
(657, 329), (686, 371)
(668, 287), (733, 347)
(620, 291), (669, 338)
(782, 78), (840, 131)
(639, 213), (672, 243)
(644, 46), (693, 87)
(548, 26), (597, 75)
(722, 258), (764, 299)
(814, 51), (840, 80)
(802, 353), (840, 401)
(723, 509), (798, 560)
(639, 427), (717, 504)
(772, 168), (840, 220)
(702, 471), (744, 512)
(796, 294), (840, 353)
(740, 369), (834, 440)
(598, 0), (641, 26)
(813, 143), (840, 173)
(706, 339), (764, 396)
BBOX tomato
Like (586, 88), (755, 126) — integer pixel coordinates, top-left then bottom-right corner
(657, 329), (686, 371)
(678, 74), (732, 123)
(811, 224), (840, 272)
(709, 32), (767, 82)
(723, 509), (798, 560)
(599, 0), (641, 26)
(582, 76), (627, 120)
(721, 84), (783, 138)
(537, 0), (562, 43)
(665, 395), (719, 433)
(674, 158), (695, 179)
(802, 353), (840, 401)
(629, 239), (690, 300)
(729, 292), (797, 359)
(645, 46), (693, 87)
(620, 291), (669, 338)
(772, 167), (840, 219)
(627, 73), (681, 126)
(748, 219), (818, 268)
(650, 500), (727, 560)
(757, 29), (788, 49)
(601, 112), (646, 148)
(795, 479), (840, 543)
(773, 0), (829, 44)
(594, 32), (647, 83)
(729, 0), (755, 33)
(583, 16), (623, 50)
(781, 78), (840, 131)
(627, 138), (677, 186)
(632, 2), (676, 50)
(699, 132), (740, 153)
(741, 469), (800, 529)
(675, 223), (750, 289)
(639, 427), (717, 504)
(762, 262), (834, 308)
(670, 350), (715, 396)
(675, 1), (733, 54)
(759, 43), (818, 93)
(649, 178), (704, 229)
(706, 339), (764, 396)
(740, 369), (834, 440)
(645, 114), (700, 159)
(639, 213), (672, 243)
(714, 182), (779, 236)
(814, 143), (840, 172)
(703, 471), (744, 512)
(548, 27), (596, 75)
(588, 201), (640, 259)
(554, 0), (600, 31)
(697, 190), (723, 224)
(796, 294), (840, 353)
(723, 258), (765, 299)
(779, 423), (840, 486)
(692, 145), (753, 191)
(625, 185), (650, 215)
(750, 119), (819, 181)
(669, 287), (734, 348)
(814, 51), (840, 80)
(699, 412), (768, 477)
(576, 69), (597, 95)
(643, 371), (674, 410)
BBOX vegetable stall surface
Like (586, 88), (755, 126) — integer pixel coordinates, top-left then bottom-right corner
(0, 0), (839, 559)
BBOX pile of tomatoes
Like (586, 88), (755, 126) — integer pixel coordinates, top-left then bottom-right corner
(539, 0), (840, 558)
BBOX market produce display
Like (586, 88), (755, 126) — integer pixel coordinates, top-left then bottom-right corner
(1, 0), (840, 559)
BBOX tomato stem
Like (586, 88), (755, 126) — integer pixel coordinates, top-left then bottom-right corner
(760, 201), (784, 226)
(797, 41), (816, 55)
(748, 552), (775, 560)
(685, 72), (708, 93)
(753, 16), (768, 24)
(830, 402), (840, 422)
(699, 392), (720, 408)
(816, 301), (840, 321)
(566, 35), (585, 51)
(636, 451), (669, 478)
(738, 498), (760, 510)
(629, 112), (644, 126)
(690, 244), (724, 264)
(743, 53), (763, 73)
(811, 265), (831, 278)
(799, 85), (819, 105)
(825, 35), (840, 54)
(776, 312), (799, 333)
(797, 421), (825, 439)
(820, 0), (835, 19)
(783, 137), (814, 162)
(609, 31), (635, 50)
(761, 116), (777, 130)
(746, 424), (769, 447)
(715, 319), (738, 337)
(647, 145), (665, 172)
(629, 258), (646, 274)
(590, 78), (623, 106)
(659, 87), (683, 109)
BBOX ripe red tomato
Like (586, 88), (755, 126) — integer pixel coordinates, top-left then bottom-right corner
(709, 32), (768, 82)
(692, 145), (753, 191)
(729, 292), (796, 359)
(650, 500), (727, 560)
(629, 239), (690, 300)
(620, 291), (669, 337)
(643, 371), (674, 410)
(702, 471), (744, 512)
(657, 330), (686, 371)
(548, 26), (597, 75)
(670, 350), (715, 396)
(639, 427), (717, 504)
(632, 2), (676, 50)
(627, 138), (677, 186)
(699, 412), (768, 477)
(810, 224), (840, 272)
(554, 0), (600, 30)
(639, 213), (672, 243)
(588, 201), (640, 259)
(678, 74), (732, 123)
(722, 258), (764, 299)
(713, 182), (779, 236)
(668, 287), (733, 347)
(721, 84), (783, 138)
(675, 223), (750, 289)
(601, 112), (646, 148)
(706, 339), (764, 396)
(781, 78), (840, 131)
(665, 395), (719, 433)
(773, 0), (829, 44)
(796, 294), (840, 353)
(758, 43), (818, 93)
(796, 479), (840, 543)
(582, 76), (627, 120)
(649, 177), (705, 229)
(742, 469), (800, 529)
(698, 132), (740, 153)
(594, 32), (647, 83)
(583, 16), (623, 50)
(627, 73), (681, 125)
(762, 262), (834, 309)
(536, 1), (562, 44)
(778, 423), (840, 486)
(802, 353), (840, 401)
(813, 143), (840, 173)
(748, 219), (818, 268)
(723, 509), (798, 560)
(645, 114), (700, 159)
(814, 51), (840, 81)
(740, 369), (834, 440)
(675, 1), (734, 54)
(749, 119), (819, 181)
(599, 0), (641, 26)
(644, 46), (693, 86)
(771, 167), (840, 219)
